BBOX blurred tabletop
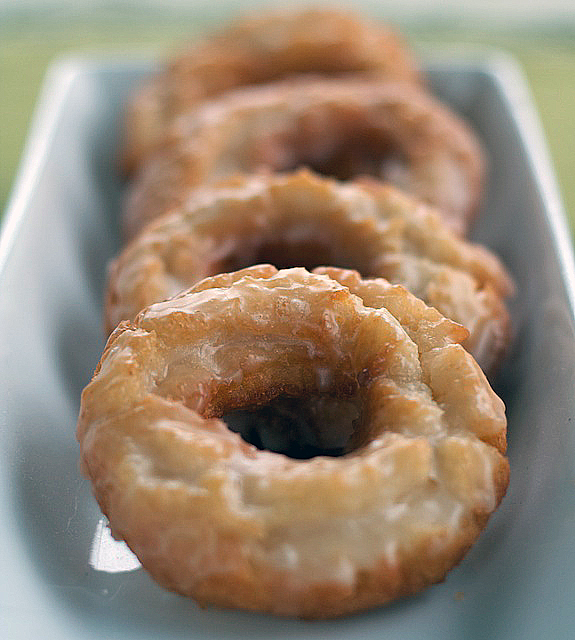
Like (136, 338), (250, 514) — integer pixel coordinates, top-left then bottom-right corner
(1, 1), (575, 232)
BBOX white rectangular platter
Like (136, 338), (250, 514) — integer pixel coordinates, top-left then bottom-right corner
(1, 51), (575, 639)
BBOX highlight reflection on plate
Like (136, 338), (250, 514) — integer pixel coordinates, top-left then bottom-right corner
(89, 518), (141, 573)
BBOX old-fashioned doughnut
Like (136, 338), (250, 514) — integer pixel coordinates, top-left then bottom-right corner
(123, 75), (484, 240)
(109, 170), (513, 373)
(122, 7), (421, 172)
(78, 266), (509, 618)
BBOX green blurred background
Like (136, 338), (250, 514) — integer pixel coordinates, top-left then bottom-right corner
(1, 4), (574, 231)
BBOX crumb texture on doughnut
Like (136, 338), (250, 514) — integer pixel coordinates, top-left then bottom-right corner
(122, 7), (421, 172)
(108, 170), (513, 373)
(79, 267), (509, 618)
(123, 75), (485, 240)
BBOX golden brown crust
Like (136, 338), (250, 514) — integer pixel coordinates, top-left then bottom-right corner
(109, 170), (513, 373)
(123, 75), (484, 240)
(78, 267), (509, 618)
(122, 7), (422, 172)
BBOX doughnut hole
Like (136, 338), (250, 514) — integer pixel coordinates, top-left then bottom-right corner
(212, 231), (376, 275)
(216, 236), (343, 274)
(245, 122), (407, 184)
(299, 135), (406, 184)
(223, 393), (363, 459)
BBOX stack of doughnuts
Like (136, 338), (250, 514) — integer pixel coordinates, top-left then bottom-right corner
(77, 8), (513, 618)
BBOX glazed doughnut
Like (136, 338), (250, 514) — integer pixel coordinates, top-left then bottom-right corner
(78, 266), (509, 618)
(123, 75), (484, 240)
(122, 7), (421, 172)
(108, 170), (513, 373)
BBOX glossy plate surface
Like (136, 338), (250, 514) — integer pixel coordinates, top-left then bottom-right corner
(1, 52), (575, 639)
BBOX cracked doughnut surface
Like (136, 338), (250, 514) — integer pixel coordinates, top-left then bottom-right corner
(109, 170), (513, 373)
(123, 75), (485, 240)
(78, 266), (509, 618)
(122, 7), (421, 172)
